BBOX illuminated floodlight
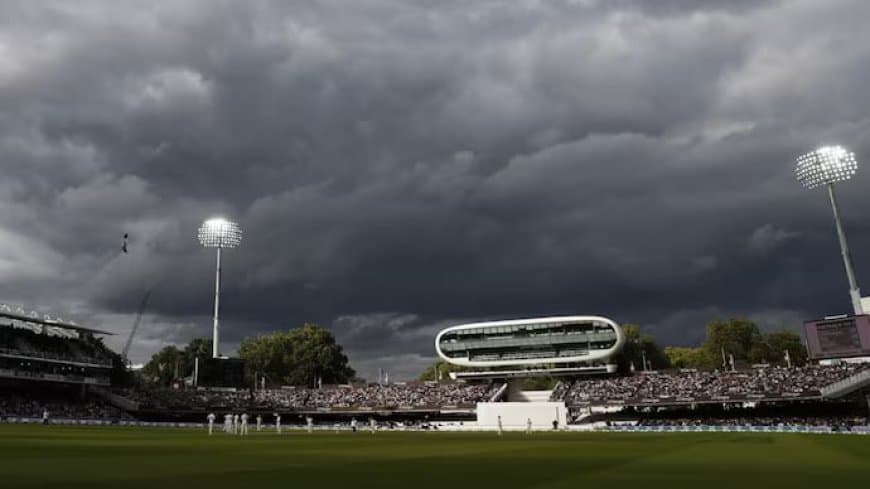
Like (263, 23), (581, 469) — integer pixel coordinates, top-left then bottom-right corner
(795, 146), (863, 315)
(198, 218), (243, 248)
(795, 145), (857, 189)
(198, 217), (243, 358)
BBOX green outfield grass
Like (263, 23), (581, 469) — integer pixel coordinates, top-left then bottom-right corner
(1, 425), (869, 488)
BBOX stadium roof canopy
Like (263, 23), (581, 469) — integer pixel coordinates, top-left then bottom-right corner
(0, 305), (113, 336)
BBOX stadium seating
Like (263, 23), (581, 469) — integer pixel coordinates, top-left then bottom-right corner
(557, 364), (870, 406)
(0, 383), (133, 421)
(0, 325), (112, 367)
(116, 382), (499, 411)
(636, 416), (868, 427)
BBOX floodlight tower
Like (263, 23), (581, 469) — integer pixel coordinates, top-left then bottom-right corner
(198, 218), (243, 358)
(795, 145), (863, 315)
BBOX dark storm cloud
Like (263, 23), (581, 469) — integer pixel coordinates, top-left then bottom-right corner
(2, 0), (870, 379)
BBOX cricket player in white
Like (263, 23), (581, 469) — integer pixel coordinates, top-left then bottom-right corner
(306, 416), (313, 434)
(240, 413), (249, 435)
(256, 414), (262, 432)
(526, 418), (533, 434)
(233, 414), (240, 434)
(350, 418), (358, 433)
(224, 414), (232, 433)
(207, 413), (216, 435)
(275, 413), (281, 434)
(497, 416), (503, 436)
(369, 417), (377, 434)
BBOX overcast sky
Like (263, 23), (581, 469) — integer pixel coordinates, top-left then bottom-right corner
(2, 0), (870, 380)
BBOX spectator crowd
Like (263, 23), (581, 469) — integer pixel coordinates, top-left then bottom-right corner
(119, 382), (499, 411)
(1, 324), (113, 367)
(118, 387), (251, 411)
(636, 415), (869, 428)
(558, 364), (869, 405)
(0, 393), (133, 421)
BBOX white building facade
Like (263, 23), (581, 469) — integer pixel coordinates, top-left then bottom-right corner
(435, 315), (625, 369)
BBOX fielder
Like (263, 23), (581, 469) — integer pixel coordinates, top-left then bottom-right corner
(240, 413), (249, 435)
(207, 413), (216, 435)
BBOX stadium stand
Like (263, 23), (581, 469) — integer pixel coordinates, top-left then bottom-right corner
(116, 382), (500, 412)
(0, 381), (134, 422)
(117, 387), (251, 411)
(0, 324), (113, 367)
(636, 416), (868, 427)
(0, 311), (128, 424)
(556, 364), (870, 406)
(587, 398), (870, 433)
(300, 382), (496, 408)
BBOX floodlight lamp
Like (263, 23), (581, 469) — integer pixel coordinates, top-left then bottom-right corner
(795, 145), (858, 189)
(197, 218), (243, 248)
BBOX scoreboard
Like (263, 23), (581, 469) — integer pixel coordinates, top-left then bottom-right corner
(803, 315), (870, 359)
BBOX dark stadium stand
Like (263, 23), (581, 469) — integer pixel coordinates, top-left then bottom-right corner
(0, 315), (126, 424)
(0, 322), (116, 385)
(555, 364), (870, 407)
(0, 381), (133, 422)
(115, 382), (500, 412)
(0, 325), (112, 367)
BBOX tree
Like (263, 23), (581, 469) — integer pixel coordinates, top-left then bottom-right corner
(179, 338), (217, 385)
(182, 338), (212, 364)
(759, 330), (808, 367)
(238, 324), (355, 387)
(418, 360), (466, 381)
(664, 346), (709, 369)
(617, 324), (670, 372)
(701, 318), (763, 368)
(142, 345), (183, 386)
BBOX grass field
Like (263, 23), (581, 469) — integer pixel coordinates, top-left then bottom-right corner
(2, 425), (869, 488)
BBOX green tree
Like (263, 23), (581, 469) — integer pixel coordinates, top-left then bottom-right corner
(664, 346), (710, 369)
(238, 324), (355, 387)
(701, 318), (763, 368)
(759, 330), (808, 367)
(617, 324), (670, 372)
(180, 338), (216, 385)
(418, 360), (466, 381)
(142, 345), (183, 386)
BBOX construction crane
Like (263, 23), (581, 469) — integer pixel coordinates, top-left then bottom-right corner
(122, 287), (154, 363)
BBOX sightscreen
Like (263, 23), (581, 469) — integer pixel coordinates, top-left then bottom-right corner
(804, 315), (870, 359)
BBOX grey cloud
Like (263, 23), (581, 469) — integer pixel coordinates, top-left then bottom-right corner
(2, 0), (870, 379)
(747, 224), (801, 254)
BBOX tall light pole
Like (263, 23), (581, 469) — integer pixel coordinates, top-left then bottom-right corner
(795, 145), (863, 315)
(198, 218), (243, 358)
